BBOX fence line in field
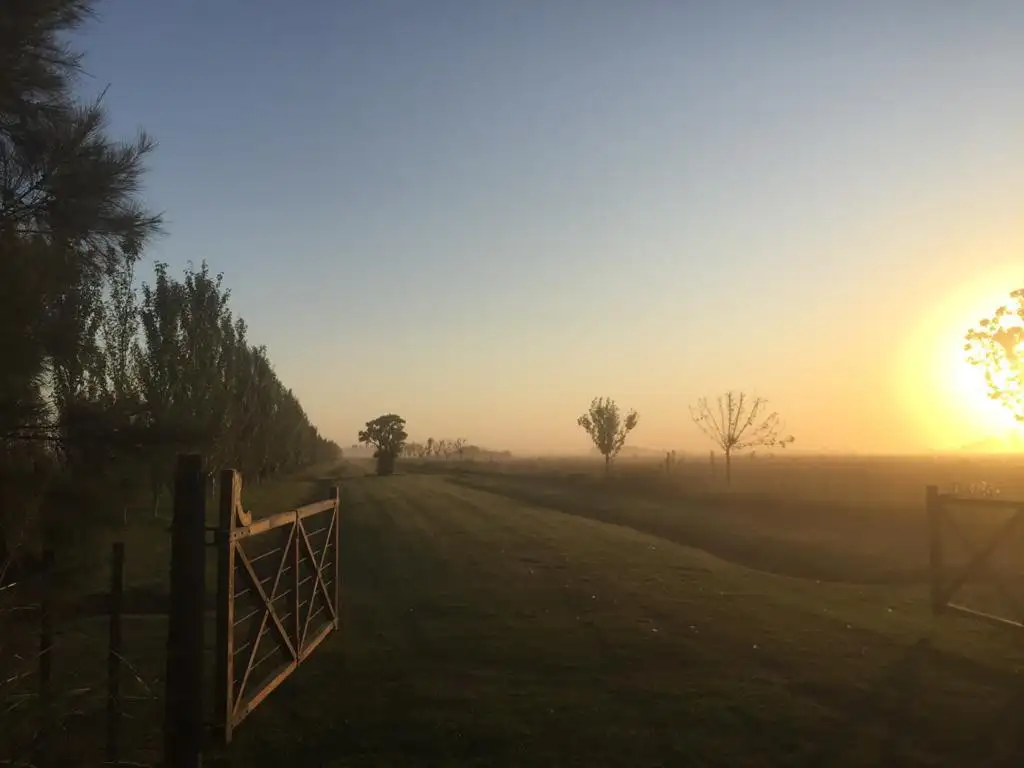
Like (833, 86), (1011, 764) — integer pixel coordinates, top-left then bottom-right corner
(0, 542), (135, 766)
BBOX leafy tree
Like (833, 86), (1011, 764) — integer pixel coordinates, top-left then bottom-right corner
(358, 414), (408, 476)
(965, 290), (1024, 422)
(98, 253), (141, 403)
(0, 0), (162, 439)
(577, 397), (639, 476)
(689, 391), (793, 486)
(1, 0), (162, 565)
(0, 0), (343, 581)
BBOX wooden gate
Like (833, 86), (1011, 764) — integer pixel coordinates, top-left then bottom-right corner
(214, 469), (340, 743)
(926, 484), (1024, 629)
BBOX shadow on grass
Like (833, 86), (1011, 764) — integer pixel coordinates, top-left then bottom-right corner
(445, 473), (925, 586)
(798, 636), (1024, 767)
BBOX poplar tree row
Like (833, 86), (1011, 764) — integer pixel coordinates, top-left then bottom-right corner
(90, 258), (337, 492)
(0, 0), (337, 566)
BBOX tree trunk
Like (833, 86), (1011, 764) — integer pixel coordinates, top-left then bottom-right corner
(725, 448), (732, 487)
(604, 454), (610, 478)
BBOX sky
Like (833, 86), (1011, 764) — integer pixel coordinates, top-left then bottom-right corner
(74, 0), (1024, 454)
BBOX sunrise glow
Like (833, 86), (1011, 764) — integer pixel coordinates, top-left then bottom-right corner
(900, 266), (1024, 450)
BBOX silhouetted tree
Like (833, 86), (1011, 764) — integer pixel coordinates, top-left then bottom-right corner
(0, 0), (342, 577)
(1, 0), (162, 563)
(690, 391), (793, 486)
(359, 414), (408, 476)
(965, 290), (1024, 422)
(577, 397), (638, 476)
(133, 261), (338, 499)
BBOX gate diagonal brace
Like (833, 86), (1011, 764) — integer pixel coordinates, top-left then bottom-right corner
(940, 509), (1024, 622)
(232, 528), (298, 716)
(296, 513), (338, 650)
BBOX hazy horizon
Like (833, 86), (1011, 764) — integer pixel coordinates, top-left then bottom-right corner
(77, 1), (1024, 455)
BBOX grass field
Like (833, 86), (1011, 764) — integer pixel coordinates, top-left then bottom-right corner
(7, 454), (1024, 766)
(223, 458), (1024, 767)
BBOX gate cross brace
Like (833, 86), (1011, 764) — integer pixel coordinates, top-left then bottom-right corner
(296, 512), (338, 650)
(937, 507), (1024, 615)
(232, 525), (298, 717)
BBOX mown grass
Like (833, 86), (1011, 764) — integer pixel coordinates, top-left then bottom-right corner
(226, 469), (1024, 767)
(7, 455), (1024, 766)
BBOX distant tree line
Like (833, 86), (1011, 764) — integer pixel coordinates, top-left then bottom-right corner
(1, 1), (338, 572)
(404, 438), (512, 461)
(352, 415), (518, 476)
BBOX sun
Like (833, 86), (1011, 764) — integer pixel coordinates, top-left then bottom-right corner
(899, 271), (1024, 450)
(949, 346), (1020, 432)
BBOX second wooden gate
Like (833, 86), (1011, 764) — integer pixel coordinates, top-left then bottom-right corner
(926, 484), (1024, 629)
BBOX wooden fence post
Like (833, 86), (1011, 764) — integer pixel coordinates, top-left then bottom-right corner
(164, 454), (206, 768)
(926, 485), (944, 614)
(331, 486), (340, 630)
(214, 469), (238, 745)
(107, 542), (125, 765)
(36, 548), (55, 768)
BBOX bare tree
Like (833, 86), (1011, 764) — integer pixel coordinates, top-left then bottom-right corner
(689, 391), (792, 486)
(452, 437), (467, 461)
(577, 397), (639, 476)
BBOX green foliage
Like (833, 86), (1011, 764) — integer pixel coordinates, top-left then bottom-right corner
(577, 397), (639, 474)
(964, 289), (1024, 422)
(0, 0), (340, 571)
(0, 0), (162, 566)
(358, 414), (408, 476)
(133, 261), (338, 487)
